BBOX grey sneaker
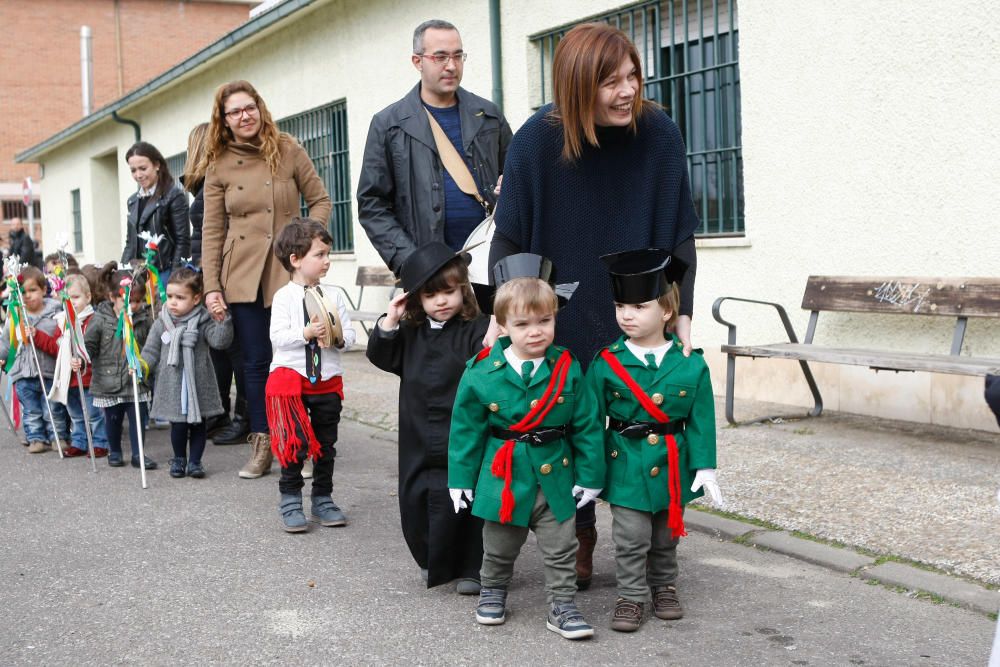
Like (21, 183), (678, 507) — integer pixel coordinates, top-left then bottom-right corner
(475, 587), (508, 625)
(547, 601), (594, 640)
(310, 495), (347, 527)
(279, 493), (308, 533)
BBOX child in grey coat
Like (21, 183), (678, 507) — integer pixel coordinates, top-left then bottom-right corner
(141, 268), (233, 478)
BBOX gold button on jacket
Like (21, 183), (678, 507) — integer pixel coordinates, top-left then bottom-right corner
(679, 390), (687, 397)
(647, 433), (659, 445)
(540, 463), (553, 475)
(488, 403), (499, 412)
(530, 399), (539, 408)
(610, 450), (619, 458)
(562, 457), (570, 467)
(651, 393), (664, 405)
(650, 466), (661, 477)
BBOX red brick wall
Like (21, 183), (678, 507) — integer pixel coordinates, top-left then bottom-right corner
(0, 0), (253, 182)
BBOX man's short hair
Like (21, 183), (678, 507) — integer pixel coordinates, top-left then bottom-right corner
(413, 19), (458, 53)
(493, 278), (558, 326)
(273, 217), (332, 272)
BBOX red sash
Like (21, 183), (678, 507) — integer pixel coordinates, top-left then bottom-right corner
(488, 350), (573, 524)
(600, 348), (687, 538)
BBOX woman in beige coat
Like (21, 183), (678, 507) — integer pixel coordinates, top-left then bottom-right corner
(201, 80), (332, 479)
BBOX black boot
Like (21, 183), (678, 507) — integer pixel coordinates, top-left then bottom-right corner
(212, 415), (250, 445)
(205, 414), (232, 438)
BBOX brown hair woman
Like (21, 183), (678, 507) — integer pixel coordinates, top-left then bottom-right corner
(200, 80), (332, 479)
(121, 141), (190, 274)
(487, 23), (701, 590)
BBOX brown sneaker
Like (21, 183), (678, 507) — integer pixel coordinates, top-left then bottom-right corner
(27, 441), (50, 454)
(610, 598), (643, 632)
(238, 433), (273, 479)
(575, 525), (597, 590)
(652, 585), (684, 620)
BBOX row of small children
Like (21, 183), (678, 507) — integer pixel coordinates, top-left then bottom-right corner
(367, 241), (722, 640)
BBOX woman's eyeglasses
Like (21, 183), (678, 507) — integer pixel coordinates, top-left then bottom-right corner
(224, 103), (259, 121)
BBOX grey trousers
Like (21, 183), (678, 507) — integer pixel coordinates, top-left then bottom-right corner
(610, 504), (680, 602)
(481, 486), (578, 604)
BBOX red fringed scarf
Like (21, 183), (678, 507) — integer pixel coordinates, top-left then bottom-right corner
(600, 348), (687, 539)
(489, 350), (573, 524)
(265, 367), (322, 467)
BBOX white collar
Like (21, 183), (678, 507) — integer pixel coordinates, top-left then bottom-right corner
(503, 347), (544, 378)
(428, 317), (446, 330)
(138, 185), (157, 198)
(625, 339), (671, 367)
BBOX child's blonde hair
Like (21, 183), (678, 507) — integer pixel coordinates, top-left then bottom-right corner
(65, 273), (92, 299)
(493, 278), (558, 326)
(657, 282), (681, 334)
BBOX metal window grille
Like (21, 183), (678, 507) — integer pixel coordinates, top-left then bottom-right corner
(165, 152), (187, 188)
(2, 200), (41, 219)
(277, 100), (353, 253)
(530, 0), (743, 236)
(71, 189), (82, 253)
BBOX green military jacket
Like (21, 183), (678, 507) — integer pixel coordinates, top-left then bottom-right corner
(585, 334), (717, 513)
(448, 338), (606, 527)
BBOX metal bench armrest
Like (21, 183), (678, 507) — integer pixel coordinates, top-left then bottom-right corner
(712, 296), (802, 347)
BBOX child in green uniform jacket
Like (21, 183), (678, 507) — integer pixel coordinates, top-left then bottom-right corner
(448, 254), (606, 640)
(584, 248), (723, 633)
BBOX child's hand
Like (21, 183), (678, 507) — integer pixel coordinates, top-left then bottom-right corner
(380, 291), (409, 330)
(25, 325), (36, 339)
(449, 488), (474, 513)
(70, 358), (82, 372)
(691, 469), (724, 506)
(304, 314), (327, 344)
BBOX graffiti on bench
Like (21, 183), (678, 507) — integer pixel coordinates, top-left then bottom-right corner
(872, 280), (932, 313)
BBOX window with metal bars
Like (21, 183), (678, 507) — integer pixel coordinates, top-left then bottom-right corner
(530, 0), (743, 236)
(71, 189), (82, 253)
(165, 152), (187, 188)
(2, 200), (42, 220)
(277, 99), (353, 253)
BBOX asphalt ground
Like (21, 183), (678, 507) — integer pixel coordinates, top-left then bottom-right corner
(0, 350), (997, 665)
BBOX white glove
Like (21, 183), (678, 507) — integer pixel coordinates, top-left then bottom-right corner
(691, 468), (724, 506)
(572, 485), (602, 509)
(449, 488), (474, 514)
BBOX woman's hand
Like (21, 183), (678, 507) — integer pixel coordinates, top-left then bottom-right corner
(675, 315), (693, 357)
(493, 174), (504, 197)
(483, 315), (501, 347)
(205, 291), (228, 323)
(380, 291), (409, 331)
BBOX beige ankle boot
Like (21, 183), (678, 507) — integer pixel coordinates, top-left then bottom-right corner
(238, 433), (273, 479)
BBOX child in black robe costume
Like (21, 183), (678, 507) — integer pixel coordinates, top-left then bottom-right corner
(367, 242), (489, 593)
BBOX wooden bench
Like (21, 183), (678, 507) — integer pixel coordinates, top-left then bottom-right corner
(331, 265), (397, 335)
(712, 276), (1000, 425)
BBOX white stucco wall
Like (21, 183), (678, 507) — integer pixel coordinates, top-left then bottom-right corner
(31, 0), (1000, 430)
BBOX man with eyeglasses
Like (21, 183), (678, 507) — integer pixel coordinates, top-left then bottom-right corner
(358, 19), (512, 274)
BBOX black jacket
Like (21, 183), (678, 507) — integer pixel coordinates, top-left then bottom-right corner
(8, 229), (35, 266)
(357, 84), (512, 274)
(186, 179), (204, 265)
(121, 183), (190, 271)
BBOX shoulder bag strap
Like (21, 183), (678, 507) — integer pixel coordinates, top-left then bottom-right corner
(424, 108), (489, 212)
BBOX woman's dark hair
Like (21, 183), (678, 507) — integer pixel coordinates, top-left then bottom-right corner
(273, 217), (333, 272)
(168, 266), (203, 296)
(402, 255), (480, 324)
(125, 141), (174, 200)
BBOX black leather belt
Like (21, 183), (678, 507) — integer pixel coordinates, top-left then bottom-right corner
(609, 418), (685, 438)
(490, 425), (567, 445)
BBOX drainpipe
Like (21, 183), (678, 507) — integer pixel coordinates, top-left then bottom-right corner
(80, 26), (94, 116)
(112, 111), (141, 143)
(488, 0), (504, 113)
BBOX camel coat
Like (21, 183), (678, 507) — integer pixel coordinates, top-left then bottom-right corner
(202, 134), (332, 307)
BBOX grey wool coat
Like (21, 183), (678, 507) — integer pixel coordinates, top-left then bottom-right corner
(140, 306), (233, 423)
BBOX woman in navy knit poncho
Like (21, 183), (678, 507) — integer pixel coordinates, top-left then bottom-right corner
(487, 22), (701, 590)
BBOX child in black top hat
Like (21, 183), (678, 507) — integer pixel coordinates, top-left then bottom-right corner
(584, 248), (723, 633)
(366, 241), (489, 594)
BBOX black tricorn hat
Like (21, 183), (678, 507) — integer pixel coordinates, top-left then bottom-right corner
(485, 253), (578, 314)
(399, 242), (468, 294)
(601, 248), (688, 305)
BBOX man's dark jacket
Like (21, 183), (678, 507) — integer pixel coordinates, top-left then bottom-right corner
(357, 84), (512, 274)
(8, 229), (35, 266)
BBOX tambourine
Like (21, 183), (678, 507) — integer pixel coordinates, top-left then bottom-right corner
(303, 285), (344, 349)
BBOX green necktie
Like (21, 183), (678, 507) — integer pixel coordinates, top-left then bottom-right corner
(521, 361), (534, 385)
(645, 353), (658, 371)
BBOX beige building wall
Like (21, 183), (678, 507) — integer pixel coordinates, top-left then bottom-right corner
(31, 0), (1000, 430)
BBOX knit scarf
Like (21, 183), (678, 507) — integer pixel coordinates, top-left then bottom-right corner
(160, 307), (203, 424)
(48, 305), (94, 405)
(600, 348), (687, 539)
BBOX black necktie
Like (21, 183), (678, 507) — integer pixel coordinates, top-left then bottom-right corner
(304, 298), (321, 383)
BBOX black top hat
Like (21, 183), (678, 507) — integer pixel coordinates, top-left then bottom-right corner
(399, 242), (468, 294)
(485, 253), (578, 314)
(601, 248), (688, 305)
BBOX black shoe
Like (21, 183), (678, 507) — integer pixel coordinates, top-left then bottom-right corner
(212, 416), (250, 445)
(169, 457), (187, 478)
(205, 414), (232, 439)
(130, 456), (158, 470)
(108, 452), (125, 467)
(187, 461), (206, 479)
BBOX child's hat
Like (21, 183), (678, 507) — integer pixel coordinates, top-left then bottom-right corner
(399, 242), (469, 294)
(486, 253), (578, 313)
(600, 248), (688, 305)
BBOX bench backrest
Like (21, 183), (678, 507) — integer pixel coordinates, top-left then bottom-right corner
(355, 265), (397, 287)
(801, 276), (1000, 319)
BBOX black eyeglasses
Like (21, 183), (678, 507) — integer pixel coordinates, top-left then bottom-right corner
(417, 52), (468, 65)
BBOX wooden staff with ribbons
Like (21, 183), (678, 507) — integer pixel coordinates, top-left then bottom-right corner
(116, 265), (150, 488)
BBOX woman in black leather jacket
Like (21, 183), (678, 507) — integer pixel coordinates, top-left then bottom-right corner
(120, 141), (190, 274)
